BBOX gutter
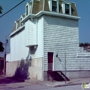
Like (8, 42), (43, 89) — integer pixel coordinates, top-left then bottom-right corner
(22, 11), (80, 23)
(36, 11), (80, 20)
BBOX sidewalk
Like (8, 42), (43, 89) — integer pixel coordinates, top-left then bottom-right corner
(0, 75), (90, 88)
(41, 78), (90, 87)
(23, 77), (90, 87)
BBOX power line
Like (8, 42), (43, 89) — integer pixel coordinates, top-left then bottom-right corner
(0, 0), (26, 18)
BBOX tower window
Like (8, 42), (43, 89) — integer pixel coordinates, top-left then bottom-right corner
(65, 4), (70, 14)
(52, 1), (57, 12)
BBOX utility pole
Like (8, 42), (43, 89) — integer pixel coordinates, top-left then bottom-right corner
(65, 52), (66, 84)
(4, 39), (8, 75)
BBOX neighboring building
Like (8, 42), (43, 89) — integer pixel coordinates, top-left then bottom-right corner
(0, 57), (4, 74)
(79, 43), (90, 52)
(6, 0), (90, 81)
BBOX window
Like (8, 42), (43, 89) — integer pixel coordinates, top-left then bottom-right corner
(26, 6), (28, 15)
(52, 1), (57, 12)
(65, 4), (70, 14)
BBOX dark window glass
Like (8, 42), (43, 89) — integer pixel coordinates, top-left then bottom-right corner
(52, 1), (57, 12)
(26, 6), (28, 15)
(65, 4), (69, 14)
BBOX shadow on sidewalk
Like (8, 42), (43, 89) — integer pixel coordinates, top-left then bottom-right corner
(0, 76), (25, 84)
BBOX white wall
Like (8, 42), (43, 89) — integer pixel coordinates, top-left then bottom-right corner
(7, 17), (44, 61)
(43, 15), (79, 71)
(34, 17), (44, 58)
(6, 54), (11, 61)
(25, 20), (37, 46)
(10, 28), (29, 61)
(25, 17), (44, 59)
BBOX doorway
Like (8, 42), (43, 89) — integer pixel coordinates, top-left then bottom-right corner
(48, 52), (53, 71)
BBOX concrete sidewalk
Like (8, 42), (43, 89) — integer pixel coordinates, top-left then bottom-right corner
(25, 77), (90, 87)
(0, 75), (90, 88)
(40, 78), (90, 87)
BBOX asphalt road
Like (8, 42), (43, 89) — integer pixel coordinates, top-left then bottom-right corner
(0, 84), (84, 90)
(0, 76), (89, 90)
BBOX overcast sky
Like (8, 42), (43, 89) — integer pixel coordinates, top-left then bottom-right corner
(0, 0), (90, 44)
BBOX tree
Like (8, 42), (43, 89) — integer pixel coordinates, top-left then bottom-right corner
(79, 43), (90, 48)
(0, 5), (3, 14)
(0, 41), (4, 52)
(79, 43), (84, 47)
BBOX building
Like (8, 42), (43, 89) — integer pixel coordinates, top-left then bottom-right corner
(0, 57), (4, 74)
(6, 0), (90, 81)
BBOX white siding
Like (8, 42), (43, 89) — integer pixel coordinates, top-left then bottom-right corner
(7, 17), (44, 61)
(6, 54), (11, 61)
(25, 20), (37, 46)
(10, 28), (29, 61)
(31, 17), (44, 58)
(43, 15), (79, 71)
(48, 0), (51, 11)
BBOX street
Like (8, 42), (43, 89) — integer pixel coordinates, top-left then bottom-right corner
(0, 84), (83, 90)
(0, 76), (89, 90)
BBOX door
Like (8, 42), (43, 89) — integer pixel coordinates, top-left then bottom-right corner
(48, 52), (53, 71)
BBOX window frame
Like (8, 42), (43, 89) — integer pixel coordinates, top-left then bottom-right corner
(65, 3), (70, 14)
(25, 2), (30, 16)
(26, 5), (28, 15)
(62, 2), (71, 15)
(52, 1), (57, 12)
(49, 0), (59, 13)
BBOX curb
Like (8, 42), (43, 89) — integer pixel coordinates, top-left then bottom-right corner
(55, 82), (82, 87)
(45, 80), (90, 87)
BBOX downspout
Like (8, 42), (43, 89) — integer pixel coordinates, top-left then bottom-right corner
(36, 18), (38, 48)
(42, 0), (45, 80)
(42, 16), (45, 80)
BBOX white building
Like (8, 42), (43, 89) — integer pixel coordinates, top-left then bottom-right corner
(6, 0), (90, 81)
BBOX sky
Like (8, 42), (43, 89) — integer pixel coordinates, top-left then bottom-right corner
(0, 0), (90, 44)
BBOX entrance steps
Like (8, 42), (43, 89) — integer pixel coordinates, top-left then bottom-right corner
(47, 71), (69, 81)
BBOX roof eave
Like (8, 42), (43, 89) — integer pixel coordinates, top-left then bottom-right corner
(36, 11), (80, 20)
(22, 11), (80, 22)
(21, 14), (36, 23)
(9, 25), (25, 37)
